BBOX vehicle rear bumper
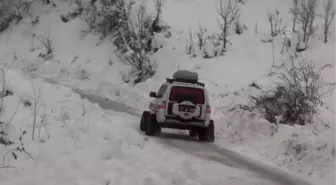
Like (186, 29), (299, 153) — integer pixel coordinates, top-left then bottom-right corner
(159, 115), (207, 129)
(159, 122), (206, 130)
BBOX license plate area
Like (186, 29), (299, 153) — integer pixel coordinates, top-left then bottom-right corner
(178, 106), (195, 113)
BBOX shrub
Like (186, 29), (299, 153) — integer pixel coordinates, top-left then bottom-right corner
(251, 58), (336, 125)
(267, 9), (283, 37)
(32, 32), (53, 60)
(0, 0), (32, 33)
(217, 0), (240, 54)
(233, 17), (247, 35)
(186, 28), (222, 59)
(81, 0), (168, 84)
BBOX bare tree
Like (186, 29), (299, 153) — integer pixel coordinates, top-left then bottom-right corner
(30, 81), (41, 141)
(32, 32), (53, 59)
(186, 30), (196, 57)
(297, 0), (318, 43)
(151, 0), (163, 33)
(217, 0), (239, 54)
(268, 9), (283, 37)
(322, 0), (336, 43)
(289, 0), (300, 32)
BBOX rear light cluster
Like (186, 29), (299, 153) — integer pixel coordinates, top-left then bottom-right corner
(206, 105), (211, 114)
(160, 101), (167, 109)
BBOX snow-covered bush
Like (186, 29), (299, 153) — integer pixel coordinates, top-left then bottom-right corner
(60, 0), (84, 23)
(0, 70), (33, 169)
(185, 0), (241, 58)
(201, 34), (222, 58)
(75, 68), (91, 81)
(0, 1), (12, 32)
(237, 0), (246, 4)
(267, 9), (283, 37)
(186, 27), (223, 59)
(81, 0), (168, 84)
(233, 17), (247, 35)
(250, 58), (335, 125)
(32, 32), (53, 60)
(0, 69), (13, 146)
(0, 0), (32, 33)
(260, 34), (273, 43)
(1, 129), (33, 169)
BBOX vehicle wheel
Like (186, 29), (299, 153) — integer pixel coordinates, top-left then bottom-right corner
(145, 114), (160, 136)
(198, 120), (215, 142)
(140, 111), (150, 132)
(207, 120), (215, 142)
(189, 129), (197, 137)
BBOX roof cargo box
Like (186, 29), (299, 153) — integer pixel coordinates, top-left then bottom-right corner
(173, 70), (198, 83)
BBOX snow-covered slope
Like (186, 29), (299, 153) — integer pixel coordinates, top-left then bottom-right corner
(0, 0), (335, 185)
(0, 68), (285, 185)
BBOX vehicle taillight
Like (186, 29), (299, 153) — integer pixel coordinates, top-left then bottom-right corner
(161, 101), (167, 109)
(206, 105), (211, 114)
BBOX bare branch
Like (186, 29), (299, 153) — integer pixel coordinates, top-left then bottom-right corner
(0, 68), (6, 113)
(322, 0), (336, 43)
(7, 101), (20, 125)
(30, 80), (41, 141)
(297, 0), (318, 43)
(289, 0), (300, 32)
(268, 9), (283, 37)
(217, 0), (240, 54)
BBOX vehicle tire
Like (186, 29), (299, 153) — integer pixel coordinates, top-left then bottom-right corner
(198, 120), (215, 142)
(140, 111), (150, 132)
(189, 129), (197, 137)
(207, 120), (215, 142)
(145, 114), (160, 136)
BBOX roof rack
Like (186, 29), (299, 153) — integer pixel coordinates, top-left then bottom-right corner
(166, 78), (205, 87)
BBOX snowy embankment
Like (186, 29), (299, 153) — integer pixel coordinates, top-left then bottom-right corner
(0, 68), (273, 185)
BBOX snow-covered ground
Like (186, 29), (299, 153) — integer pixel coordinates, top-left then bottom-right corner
(0, 68), (283, 185)
(0, 0), (335, 185)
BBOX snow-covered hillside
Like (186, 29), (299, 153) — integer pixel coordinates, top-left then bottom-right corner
(0, 0), (335, 185)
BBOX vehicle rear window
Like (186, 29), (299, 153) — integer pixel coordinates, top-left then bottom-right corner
(169, 86), (205, 104)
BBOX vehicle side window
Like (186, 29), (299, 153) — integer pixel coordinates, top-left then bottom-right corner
(156, 85), (167, 98)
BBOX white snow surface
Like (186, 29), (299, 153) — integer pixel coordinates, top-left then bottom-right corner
(0, 68), (279, 185)
(0, 0), (335, 185)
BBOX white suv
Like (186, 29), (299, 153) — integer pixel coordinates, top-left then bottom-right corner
(140, 70), (215, 142)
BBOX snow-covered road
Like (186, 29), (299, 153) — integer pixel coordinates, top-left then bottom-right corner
(74, 83), (313, 185)
(25, 72), (315, 185)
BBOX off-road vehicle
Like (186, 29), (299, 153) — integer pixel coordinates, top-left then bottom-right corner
(140, 70), (215, 142)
